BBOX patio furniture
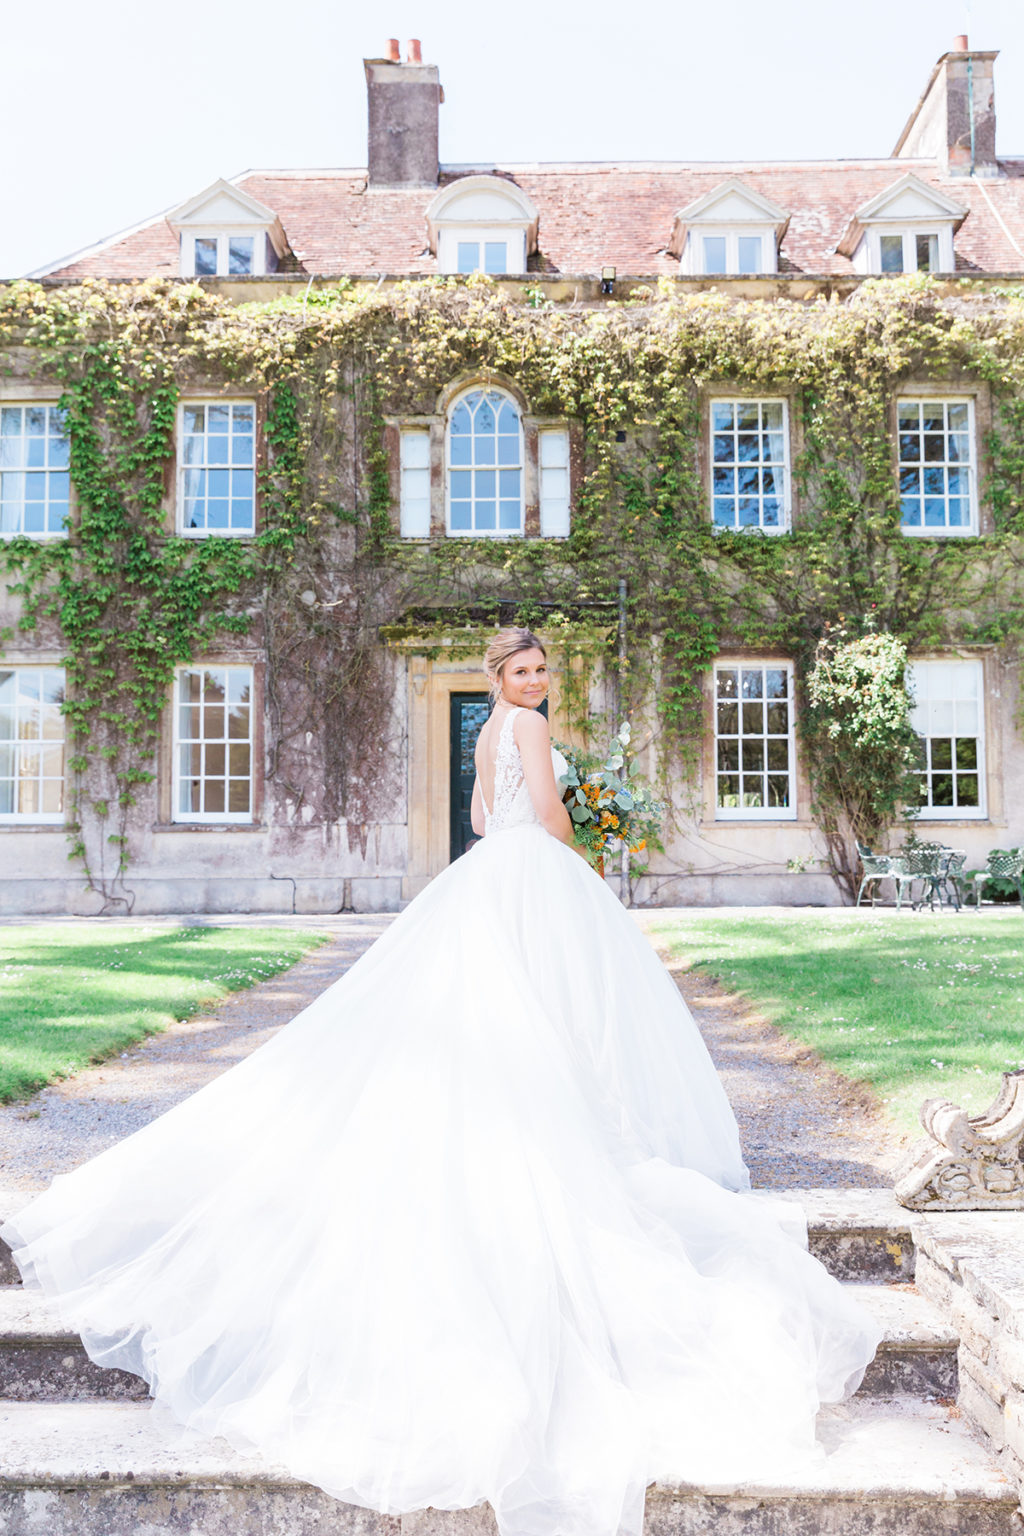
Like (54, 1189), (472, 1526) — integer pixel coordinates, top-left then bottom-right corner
(967, 848), (1024, 908)
(939, 849), (967, 911)
(855, 846), (920, 911)
(896, 847), (943, 911)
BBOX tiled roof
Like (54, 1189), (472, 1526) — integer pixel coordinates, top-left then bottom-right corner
(40, 158), (1024, 282)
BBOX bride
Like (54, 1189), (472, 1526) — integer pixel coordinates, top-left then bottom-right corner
(1, 626), (880, 1536)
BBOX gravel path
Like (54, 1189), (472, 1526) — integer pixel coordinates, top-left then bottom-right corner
(0, 911), (910, 1194)
(654, 947), (912, 1188)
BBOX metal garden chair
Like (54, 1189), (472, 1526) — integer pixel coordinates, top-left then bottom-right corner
(855, 842), (895, 907)
(967, 848), (1024, 909)
(938, 849), (967, 911)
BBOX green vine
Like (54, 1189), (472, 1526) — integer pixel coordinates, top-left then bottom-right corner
(2, 273), (1024, 904)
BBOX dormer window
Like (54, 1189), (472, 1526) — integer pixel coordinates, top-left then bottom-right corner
(168, 179), (289, 278)
(838, 174), (964, 275)
(671, 180), (790, 277)
(426, 177), (539, 277)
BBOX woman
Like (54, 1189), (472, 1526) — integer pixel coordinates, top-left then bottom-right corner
(1, 627), (880, 1536)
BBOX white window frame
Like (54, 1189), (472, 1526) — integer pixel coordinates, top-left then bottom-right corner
(684, 226), (775, 276)
(713, 661), (797, 821)
(907, 658), (986, 821)
(859, 225), (955, 275)
(0, 403), (71, 541)
(896, 396), (978, 539)
(179, 228), (272, 278)
(539, 427), (571, 538)
(437, 226), (526, 277)
(445, 388), (524, 538)
(0, 665), (66, 824)
(709, 398), (791, 534)
(399, 428), (431, 538)
(172, 665), (255, 824)
(177, 400), (257, 539)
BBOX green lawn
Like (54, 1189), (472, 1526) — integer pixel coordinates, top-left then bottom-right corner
(645, 909), (1024, 1134)
(0, 924), (329, 1102)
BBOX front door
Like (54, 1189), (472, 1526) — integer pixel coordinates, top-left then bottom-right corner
(449, 694), (491, 862)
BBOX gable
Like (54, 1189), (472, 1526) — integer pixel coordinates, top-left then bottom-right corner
(168, 179), (280, 231)
(426, 175), (539, 253)
(837, 173), (967, 257)
(670, 178), (790, 258)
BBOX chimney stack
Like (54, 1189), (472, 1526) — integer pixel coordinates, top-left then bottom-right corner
(364, 40), (443, 189)
(894, 38), (999, 177)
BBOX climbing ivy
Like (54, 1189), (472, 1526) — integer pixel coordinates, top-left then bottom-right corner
(803, 625), (922, 899)
(1, 272), (1023, 905)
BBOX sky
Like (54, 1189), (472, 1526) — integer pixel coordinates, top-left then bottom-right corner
(4, 0), (1024, 278)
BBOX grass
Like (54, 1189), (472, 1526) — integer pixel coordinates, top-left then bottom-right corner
(645, 908), (1024, 1134)
(0, 924), (330, 1103)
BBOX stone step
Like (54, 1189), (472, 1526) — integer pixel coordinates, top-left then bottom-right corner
(756, 1190), (918, 1283)
(0, 1396), (1016, 1535)
(0, 1282), (958, 1404)
(0, 1188), (919, 1291)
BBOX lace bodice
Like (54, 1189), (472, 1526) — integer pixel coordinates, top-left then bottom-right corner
(483, 707), (568, 834)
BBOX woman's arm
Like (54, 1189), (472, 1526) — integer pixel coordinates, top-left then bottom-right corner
(470, 776), (486, 837)
(514, 710), (575, 847)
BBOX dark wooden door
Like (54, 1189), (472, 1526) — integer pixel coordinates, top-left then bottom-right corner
(449, 694), (491, 861)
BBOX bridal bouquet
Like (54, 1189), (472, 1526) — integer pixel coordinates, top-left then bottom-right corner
(555, 722), (663, 870)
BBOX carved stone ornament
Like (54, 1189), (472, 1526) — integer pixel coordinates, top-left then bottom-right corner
(895, 1070), (1024, 1211)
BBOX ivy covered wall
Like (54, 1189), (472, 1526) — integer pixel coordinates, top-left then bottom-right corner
(1, 273), (1023, 911)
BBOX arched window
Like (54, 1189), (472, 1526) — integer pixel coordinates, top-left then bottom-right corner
(446, 389), (523, 535)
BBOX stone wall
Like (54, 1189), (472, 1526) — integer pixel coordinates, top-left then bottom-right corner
(912, 1211), (1024, 1499)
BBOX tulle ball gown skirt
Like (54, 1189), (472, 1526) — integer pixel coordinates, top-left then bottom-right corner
(1, 824), (881, 1536)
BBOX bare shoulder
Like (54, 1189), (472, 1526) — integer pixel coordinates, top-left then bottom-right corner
(513, 708), (550, 745)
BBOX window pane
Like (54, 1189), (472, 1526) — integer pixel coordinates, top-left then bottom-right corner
(880, 234), (904, 273)
(228, 237), (254, 275)
(898, 400), (973, 532)
(909, 660), (984, 816)
(181, 402), (256, 535)
(194, 238), (218, 276)
(484, 242), (507, 275)
(710, 400), (788, 531)
(0, 666), (66, 820)
(738, 236), (761, 274)
(916, 233), (938, 272)
(447, 390), (521, 533)
(716, 665), (793, 818)
(174, 666), (252, 820)
(0, 406), (71, 539)
(703, 237), (726, 275)
(457, 242), (479, 274)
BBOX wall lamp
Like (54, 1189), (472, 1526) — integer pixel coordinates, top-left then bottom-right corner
(600, 266), (616, 295)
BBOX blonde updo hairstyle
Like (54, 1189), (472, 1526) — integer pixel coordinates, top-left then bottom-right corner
(484, 627), (547, 706)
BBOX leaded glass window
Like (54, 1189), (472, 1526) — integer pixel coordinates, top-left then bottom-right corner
(0, 667), (65, 821)
(179, 402), (256, 536)
(0, 405), (70, 539)
(447, 389), (523, 535)
(715, 664), (795, 819)
(711, 400), (790, 533)
(174, 666), (253, 821)
(898, 399), (975, 535)
(907, 659), (985, 818)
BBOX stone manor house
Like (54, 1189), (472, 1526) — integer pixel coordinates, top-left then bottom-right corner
(3, 36), (1024, 913)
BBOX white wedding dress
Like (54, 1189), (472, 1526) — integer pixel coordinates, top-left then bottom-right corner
(1, 706), (880, 1536)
